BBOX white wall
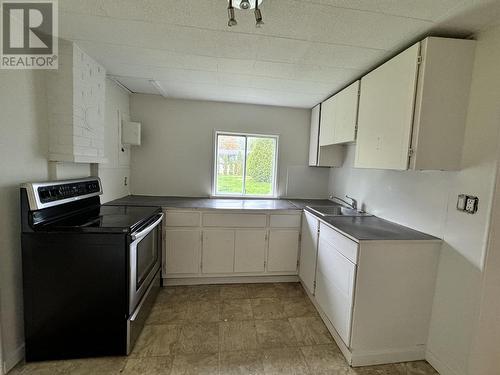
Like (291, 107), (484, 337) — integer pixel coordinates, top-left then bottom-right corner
(329, 25), (500, 375)
(0, 72), (130, 373)
(0, 70), (50, 372)
(130, 95), (329, 198)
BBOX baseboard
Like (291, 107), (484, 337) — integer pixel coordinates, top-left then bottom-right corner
(426, 349), (464, 375)
(3, 343), (24, 374)
(351, 346), (426, 367)
(163, 275), (299, 286)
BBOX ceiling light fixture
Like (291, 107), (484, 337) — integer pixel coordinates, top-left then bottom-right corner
(254, 0), (264, 27)
(227, 0), (264, 28)
(227, 0), (237, 27)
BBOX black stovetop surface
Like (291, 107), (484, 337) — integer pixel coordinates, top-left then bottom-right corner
(39, 205), (161, 233)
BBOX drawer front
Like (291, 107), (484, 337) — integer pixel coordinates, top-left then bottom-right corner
(316, 238), (356, 347)
(319, 223), (358, 264)
(270, 214), (301, 228)
(165, 211), (200, 227)
(202, 213), (267, 228)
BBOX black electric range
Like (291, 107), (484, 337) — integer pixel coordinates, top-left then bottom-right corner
(20, 177), (163, 361)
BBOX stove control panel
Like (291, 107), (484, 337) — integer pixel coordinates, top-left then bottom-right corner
(21, 178), (102, 210)
(38, 180), (101, 203)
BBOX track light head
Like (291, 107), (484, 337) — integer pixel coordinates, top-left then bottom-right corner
(227, 1), (237, 27)
(255, 8), (264, 27)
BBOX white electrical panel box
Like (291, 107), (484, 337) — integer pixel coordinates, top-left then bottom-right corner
(122, 121), (141, 146)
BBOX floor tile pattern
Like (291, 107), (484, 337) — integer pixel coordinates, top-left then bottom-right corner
(11, 283), (439, 375)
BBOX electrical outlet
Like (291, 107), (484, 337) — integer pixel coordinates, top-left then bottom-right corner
(465, 196), (479, 214)
(457, 194), (478, 214)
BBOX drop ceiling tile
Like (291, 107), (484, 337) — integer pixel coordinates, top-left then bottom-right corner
(104, 63), (217, 85)
(76, 41), (218, 72)
(291, 64), (361, 86)
(250, 75), (333, 94)
(253, 61), (296, 80)
(432, 0), (500, 34)
(217, 58), (256, 75)
(300, 42), (387, 69)
(255, 36), (310, 63)
(307, 4), (433, 49)
(308, 0), (464, 21)
(215, 32), (260, 60)
(60, 12), (218, 57)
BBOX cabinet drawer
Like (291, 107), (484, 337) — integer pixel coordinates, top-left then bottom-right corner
(319, 223), (358, 264)
(270, 214), (301, 228)
(165, 211), (200, 227)
(202, 213), (267, 228)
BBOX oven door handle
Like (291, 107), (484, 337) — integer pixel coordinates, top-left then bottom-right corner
(131, 213), (163, 241)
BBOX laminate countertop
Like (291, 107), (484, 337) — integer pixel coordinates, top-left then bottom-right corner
(314, 214), (440, 242)
(106, 195), (301, 210)
(106, 195), (440, 242)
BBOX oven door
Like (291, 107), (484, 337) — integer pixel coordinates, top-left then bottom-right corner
(129, 213), (163, 314)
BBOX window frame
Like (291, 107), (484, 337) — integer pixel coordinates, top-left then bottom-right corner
(212, 130), (279, 198)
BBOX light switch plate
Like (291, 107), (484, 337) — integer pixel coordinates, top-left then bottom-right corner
(457, 194), (466, 211)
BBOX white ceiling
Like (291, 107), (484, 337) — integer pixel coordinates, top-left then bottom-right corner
(59, 0), (500, 108)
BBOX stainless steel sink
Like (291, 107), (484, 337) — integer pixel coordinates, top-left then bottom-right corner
(306, 205), (372, 217)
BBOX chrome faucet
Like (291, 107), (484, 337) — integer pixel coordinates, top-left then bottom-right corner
(330, 195), (358, 210)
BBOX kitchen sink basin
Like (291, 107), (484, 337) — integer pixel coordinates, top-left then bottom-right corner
(306, 205), (372, 217)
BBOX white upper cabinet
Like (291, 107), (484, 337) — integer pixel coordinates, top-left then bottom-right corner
(319, 80), (360, 146)
(319, 98), (336, 146)
(355, 37), (476, 171)
(333, 81), (360, 144)
(308, 104), (343, 167)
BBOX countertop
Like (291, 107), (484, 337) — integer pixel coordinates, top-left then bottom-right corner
(106, 195), (300, 210)
(315, 214), (440, 242)
(106, 195), (440, 241)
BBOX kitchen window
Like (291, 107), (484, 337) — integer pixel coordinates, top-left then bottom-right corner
(213, 131), (278, 197)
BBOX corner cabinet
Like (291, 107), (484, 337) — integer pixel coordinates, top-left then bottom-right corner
(299, 220), (441, 367)
(355, 37), (476, 170)
(308, 104), (343, 167)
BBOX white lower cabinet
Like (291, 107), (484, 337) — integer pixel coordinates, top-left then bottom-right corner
(268, 230), (300, 272)
(165, 229), (201, 275)
(234, 230), (267, 273)
(164, 210), (301, 278)
(315, 237), (356, 347)
(300, 221), (441, 367)
(202, 230), (235, 274)
(299, 211), (319, 294)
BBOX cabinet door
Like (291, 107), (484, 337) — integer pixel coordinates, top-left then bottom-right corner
(315, 237), (356, 347)
(355, 43), (420, 170)
(268, 230), (299, 272)
(165, 229), (201, 275)
(332, 80), (359, 144)
(309, 104), (320, 166)
(235, 230), (267, 273)
(202, 230), (235, 274)
(319, 96), (336, 146)
(299, 212), (319, 294)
